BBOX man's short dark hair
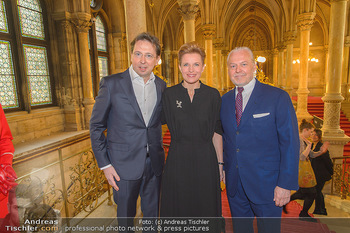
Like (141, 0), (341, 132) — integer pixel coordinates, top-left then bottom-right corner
(130, 32), (161, 56)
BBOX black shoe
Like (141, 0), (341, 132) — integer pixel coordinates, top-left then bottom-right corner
(299, 212), (318, 222)
(313, 209), (327, 215)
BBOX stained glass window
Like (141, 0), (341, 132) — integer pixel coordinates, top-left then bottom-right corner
(17, 0), (45, 39)
(96, 16), (107, 52)
(23, 45), (52, 106)
(0, 0), (8, 33)
(98, 56), (108, 79)
(0, 41), (18, 108)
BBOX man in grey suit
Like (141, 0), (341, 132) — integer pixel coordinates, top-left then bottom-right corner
(90, 32), (166, 231)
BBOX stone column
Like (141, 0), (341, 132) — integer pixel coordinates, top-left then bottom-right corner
(72, 13), (94, 130)
(177, 0), (199, 43)
(214, 38), (224, 92)
(113, 32), (128, 73)
(124, 0), (147, 64)
(322, 0), (350, 156)
(272, 48), (278, 86)
(202, 24), (216, 87)
(343, 36), (350, 100)
(284, 31), (297, 97)
(323, 46), (329, 94)
(222, 49), (230, 91)
(295, 12), (315, 121)
(107, 32), (116, 74)
(164, 50), (172, 86)
(277, 43), (286, 88)
(173, 52), (179, 84)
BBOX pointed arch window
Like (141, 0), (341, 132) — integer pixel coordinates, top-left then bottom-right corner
(0, 0), (53, 110)
(89, 15), (109, 97)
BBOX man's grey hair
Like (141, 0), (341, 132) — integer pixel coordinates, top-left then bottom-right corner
(227, 47), (255, 63)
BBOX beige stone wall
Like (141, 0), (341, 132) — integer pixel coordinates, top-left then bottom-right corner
(6, 107), (65, 145)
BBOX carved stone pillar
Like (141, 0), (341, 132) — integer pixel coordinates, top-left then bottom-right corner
(71, 13), (94, 130)
(202, 24), (216, 87)
(124, 0), (147, 64)
(296, 12), (315, 121)
(107, 32), (116, 74)
(343, 36), (350, 100)
(173, 51), (179, 84)
(222, 49), (230, 91)
(322, 0), (350, 157)
(323, 46), (329, 94)
(284, 31), (296, 97)
(214, 38), (224, 91)
(177, 0), (199, 43)
(164, 50), (172, 86)
(272, 48), (278, 86)
(277, 43), (286, 88)
(112, 32), (127, 73)
(53, 13), (83, 131)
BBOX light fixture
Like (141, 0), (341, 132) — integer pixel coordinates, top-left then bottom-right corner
(293, 52), (319, 64)
(256, 56), (266, 63)
(309, 42), (313, 46)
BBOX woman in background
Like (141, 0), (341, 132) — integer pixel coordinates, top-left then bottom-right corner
(311, 129), (333, 216)
(287, 120), (328, 221)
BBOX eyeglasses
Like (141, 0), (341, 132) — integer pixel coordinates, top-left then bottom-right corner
(133, 52), (155, 60)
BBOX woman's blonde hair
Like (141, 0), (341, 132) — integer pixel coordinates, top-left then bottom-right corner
(178, 42), (206, 64)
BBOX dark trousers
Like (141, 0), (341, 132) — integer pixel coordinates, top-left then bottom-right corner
(314, 180), (326, 211)
(113, 157), (161, 233)
(227, 177), (282, 233)
(290, 187), (316, 215)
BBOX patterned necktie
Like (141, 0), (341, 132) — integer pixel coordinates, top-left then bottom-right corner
(235, 87), (244, 126)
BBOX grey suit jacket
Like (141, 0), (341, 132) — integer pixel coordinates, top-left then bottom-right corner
(90, 69), (166, 180)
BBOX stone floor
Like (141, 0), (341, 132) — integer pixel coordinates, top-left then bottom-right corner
(81, 190), (350, 233)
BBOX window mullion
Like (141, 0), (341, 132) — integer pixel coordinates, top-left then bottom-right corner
(8, 0), (31, 112)
(91, 24), (100, 97)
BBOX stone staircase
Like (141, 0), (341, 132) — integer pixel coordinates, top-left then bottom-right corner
(307, 98), (350, 156)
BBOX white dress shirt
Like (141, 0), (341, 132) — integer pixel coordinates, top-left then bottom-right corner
(235, 78), (256, 112)
(129, 65), (157, 126)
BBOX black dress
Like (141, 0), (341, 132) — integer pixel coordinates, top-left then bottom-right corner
(160, 82), (222, 218)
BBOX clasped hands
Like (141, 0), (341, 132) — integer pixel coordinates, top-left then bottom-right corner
(0, 164), (17, 195)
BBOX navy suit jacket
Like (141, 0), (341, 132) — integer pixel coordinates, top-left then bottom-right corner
(90, 69), (166, 180)
(221, 80), (299, 204)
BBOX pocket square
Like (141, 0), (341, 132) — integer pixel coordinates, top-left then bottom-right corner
(253, 113), (270, 118)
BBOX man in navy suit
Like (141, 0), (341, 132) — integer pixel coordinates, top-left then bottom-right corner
(90, 32), (166, 231)
(221, 47), (299, 233)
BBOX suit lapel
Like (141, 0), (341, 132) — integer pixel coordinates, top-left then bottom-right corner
(119, 69), (145, 125)
(225, 90), (238, 130)
(148, 76), (163, 125)
(239, 80), (263, 128)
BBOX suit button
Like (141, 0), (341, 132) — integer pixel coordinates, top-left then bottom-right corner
(236, 165), (238, 168)
(236, 131), (239, 135)
(236, 149), (240, 152)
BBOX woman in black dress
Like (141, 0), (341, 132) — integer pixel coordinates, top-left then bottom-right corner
(160, 42), (224, 220)
(311, 129), (333, 215)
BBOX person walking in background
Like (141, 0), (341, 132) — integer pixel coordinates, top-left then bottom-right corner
(90, 32), (166, 232)
(311, 128), (333, 216)
(288, 120), (329, 222)
(160, 42), (223, 230)
(220, 47), (299, 233)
